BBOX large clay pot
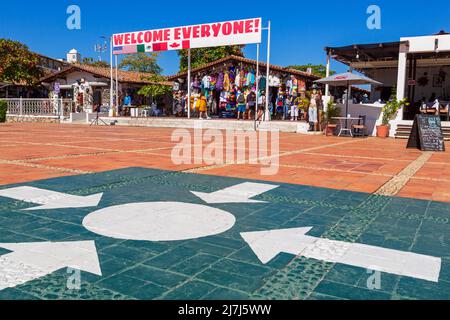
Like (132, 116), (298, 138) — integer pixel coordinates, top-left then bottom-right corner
(376, 124), (390, 138)
(325, 125), (336, 136)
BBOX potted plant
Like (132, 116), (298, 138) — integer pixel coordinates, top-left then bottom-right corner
(0, 100), (7, 123)
(323, 100), (341, 135)
(377, 96), (409, 138)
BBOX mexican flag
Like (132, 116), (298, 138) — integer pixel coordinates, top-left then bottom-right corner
(137, 41), (191, 53)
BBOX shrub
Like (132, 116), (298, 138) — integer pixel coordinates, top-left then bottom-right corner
(324, 100), (341, 123)
(0, 100), (7, 123)
(381, 97), (409, 125)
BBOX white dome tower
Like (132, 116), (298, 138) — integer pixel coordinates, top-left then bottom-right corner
(67, 49), (81, 63)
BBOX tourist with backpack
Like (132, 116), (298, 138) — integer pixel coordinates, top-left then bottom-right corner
(236, 91), (246, 120)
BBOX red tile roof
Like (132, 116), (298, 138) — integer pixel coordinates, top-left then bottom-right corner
(168, 55), (321, 80)
(39, 64), (173, 86)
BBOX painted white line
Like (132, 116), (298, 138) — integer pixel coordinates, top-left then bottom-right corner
(241, 227), (441, 282)
(0, 241), (101, 290)
(0, 186), (103, 210)
(191, 182), (279, 204)
(83, 202), (236, 241)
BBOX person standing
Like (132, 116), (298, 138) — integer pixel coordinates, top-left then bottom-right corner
(295, 91), (309, 121)
(284, 96), (292, 121)
(276, 91), (285, 120)
(309, 87), (321, 131)
(290, 95), (299, 121)
(317, 89), (323, 129)
(123, 92), (132, 116)
(236, 91), (246, 120)
(257, 91), (265, 121)
(198, 94), (210, 120)
(246, 90), (256, 120)
(342, 89), (350, 105)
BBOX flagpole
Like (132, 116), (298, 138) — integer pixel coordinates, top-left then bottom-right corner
(115, 55), (119, 117)
(110, 36), (114, 117)
(254, 43), (260, 130)
(264, 20), (271, 121)
(187, 49), (191, 119)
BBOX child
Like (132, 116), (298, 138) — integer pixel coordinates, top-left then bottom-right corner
(236, 91), (246, 120)
(198, 94), (210, 120)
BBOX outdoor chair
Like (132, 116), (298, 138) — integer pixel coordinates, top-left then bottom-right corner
(150, 105), (162, 117)
(141, 107), (151, 117)
(352, 115), (367, 137)
(439, 103), (450, 121)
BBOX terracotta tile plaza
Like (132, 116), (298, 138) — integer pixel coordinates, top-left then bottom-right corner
(0, 123), (449, 300)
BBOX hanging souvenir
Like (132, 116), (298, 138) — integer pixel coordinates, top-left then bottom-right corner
(216, 72), (224, 91)
(223, 72), (231, 91)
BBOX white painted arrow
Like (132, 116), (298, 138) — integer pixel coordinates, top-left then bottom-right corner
(0, 241), (102, 290)
(0, 186), (103, 210)
(241, 227), (441, 282)
(191, 182), (279, 204)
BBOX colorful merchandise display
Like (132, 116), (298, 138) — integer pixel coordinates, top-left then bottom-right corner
(173, 66), (310, 120)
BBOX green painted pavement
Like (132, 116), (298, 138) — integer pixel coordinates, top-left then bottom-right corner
(0, 167), (449, 300)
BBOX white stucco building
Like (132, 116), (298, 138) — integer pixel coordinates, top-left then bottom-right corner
(67, 49), (81, 64)
(325, 31), (450, 137)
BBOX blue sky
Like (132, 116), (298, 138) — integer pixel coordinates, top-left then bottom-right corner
(0, 0), (449, 76)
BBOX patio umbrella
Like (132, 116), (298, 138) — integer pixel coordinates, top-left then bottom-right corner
(314, 72), (382, 129)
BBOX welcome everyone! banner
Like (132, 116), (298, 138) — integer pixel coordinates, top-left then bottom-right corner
(112, 18), (262, 55)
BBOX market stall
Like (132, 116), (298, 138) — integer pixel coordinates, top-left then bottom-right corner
(168, 55), (320, 120)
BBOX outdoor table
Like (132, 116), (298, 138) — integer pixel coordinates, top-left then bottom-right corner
(130, 107), (140, 117)
(421, 101), (449, 115)
(332, 117), (362, 137)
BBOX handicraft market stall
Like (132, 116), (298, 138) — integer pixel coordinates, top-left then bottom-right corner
(169, 55), (320, 120)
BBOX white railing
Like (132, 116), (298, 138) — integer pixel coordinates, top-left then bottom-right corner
(3, 98), (75, 118)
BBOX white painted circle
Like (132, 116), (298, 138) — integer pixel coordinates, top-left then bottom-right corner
(82, 202), (236, 241)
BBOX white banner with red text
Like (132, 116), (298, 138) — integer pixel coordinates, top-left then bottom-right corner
(112, 18), (262, 55)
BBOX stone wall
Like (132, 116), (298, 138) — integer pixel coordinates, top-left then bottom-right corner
(6, 115), (60, 123)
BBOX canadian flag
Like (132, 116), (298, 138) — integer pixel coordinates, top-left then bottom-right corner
(170, 40), (191, 50)
(140, 41), (191, 53)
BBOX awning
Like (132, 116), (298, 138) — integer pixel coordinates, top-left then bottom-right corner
(59, 82), (108, 90)
(88, 82), (108, 87)
(325, 41), (403, 66)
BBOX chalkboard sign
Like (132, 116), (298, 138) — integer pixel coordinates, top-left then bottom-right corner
(407, 115), (445, 151)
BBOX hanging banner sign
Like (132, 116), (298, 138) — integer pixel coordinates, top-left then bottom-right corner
(112, 18), (262, 55)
